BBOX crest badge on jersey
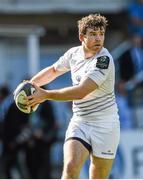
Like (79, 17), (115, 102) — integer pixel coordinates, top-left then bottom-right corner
(76, 75), (81, 82)
(96, 56), (110, 69)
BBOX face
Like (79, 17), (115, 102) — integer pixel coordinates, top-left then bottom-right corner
(80, 27), (105, 54)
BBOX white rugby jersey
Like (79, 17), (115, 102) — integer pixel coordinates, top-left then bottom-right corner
(54, 46), (119, 122)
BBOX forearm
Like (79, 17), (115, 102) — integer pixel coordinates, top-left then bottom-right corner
(27, 77), (98, 107)
(44, 78), (98, 101)
(45, 86), (85, 101)
(30, 66), (63, 87)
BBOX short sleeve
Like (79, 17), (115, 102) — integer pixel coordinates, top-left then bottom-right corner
(85, 56), (111, 86)
(53, 50), (71, 72)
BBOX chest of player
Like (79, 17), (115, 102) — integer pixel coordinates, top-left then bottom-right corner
(70, 55), (110, 85)
(70, 58), (96, 85)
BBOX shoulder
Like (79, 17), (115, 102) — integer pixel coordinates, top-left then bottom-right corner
(66, 46), (81, 55)
(95, 48), (113, 69)
(102, 47), (113, 58)
(98, 48), (113, 61)
(63, 46), (82, 60)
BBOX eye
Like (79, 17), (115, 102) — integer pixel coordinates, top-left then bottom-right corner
(100, 33), (104, 36)
(90, 33), (97, 37)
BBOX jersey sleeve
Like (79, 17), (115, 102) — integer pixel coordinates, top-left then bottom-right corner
(85, 56), (112, 86)
(53, 50), (71, 72)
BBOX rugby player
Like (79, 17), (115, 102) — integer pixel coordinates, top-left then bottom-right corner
(25, 14), (120, 179)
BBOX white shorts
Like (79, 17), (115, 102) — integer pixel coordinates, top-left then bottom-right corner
(65, 119), (120, 159)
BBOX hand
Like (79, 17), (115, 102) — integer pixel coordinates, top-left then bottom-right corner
(25, 82), (48, 107)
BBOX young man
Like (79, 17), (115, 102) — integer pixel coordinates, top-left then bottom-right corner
(24, 14), (120, 179)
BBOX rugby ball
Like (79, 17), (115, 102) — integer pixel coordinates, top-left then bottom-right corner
(14, 81), (39, 114)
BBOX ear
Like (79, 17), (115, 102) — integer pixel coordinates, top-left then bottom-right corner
(79, 33), (84, 42)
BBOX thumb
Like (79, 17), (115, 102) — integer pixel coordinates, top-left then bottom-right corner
(31, 82), (41, 91)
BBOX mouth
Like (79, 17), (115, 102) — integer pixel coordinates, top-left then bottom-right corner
(93, 44), (101, 47)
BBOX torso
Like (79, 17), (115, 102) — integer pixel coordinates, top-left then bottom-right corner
(54, 46), (119, 123)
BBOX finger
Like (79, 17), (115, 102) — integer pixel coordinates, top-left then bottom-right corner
(29, 101), (37, 107)
(27, 99), (35, 107)
(24, 95), (33, 102)
(32, 103), (39, 108)
(31, 82), (40, 91)
(28, 95), (34, 100)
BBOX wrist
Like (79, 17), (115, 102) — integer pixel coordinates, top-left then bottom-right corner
(44, 89), (50, 101)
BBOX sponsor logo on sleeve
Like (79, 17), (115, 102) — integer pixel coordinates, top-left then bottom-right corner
(96, 56), (110, 69)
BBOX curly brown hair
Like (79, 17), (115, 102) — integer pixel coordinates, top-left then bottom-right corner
(78, 14), (108, 35)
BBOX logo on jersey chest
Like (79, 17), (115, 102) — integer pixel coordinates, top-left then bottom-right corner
(76, 75), (81, 82)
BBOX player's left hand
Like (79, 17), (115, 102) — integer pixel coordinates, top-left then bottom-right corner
(25, 82), (47, 107)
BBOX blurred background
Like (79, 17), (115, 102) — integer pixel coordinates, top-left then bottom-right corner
(0, 0), (143, 178)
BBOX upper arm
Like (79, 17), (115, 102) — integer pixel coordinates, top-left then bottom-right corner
(30, 65), (66, 87)
(77, 77), (98, 98)
(52, 65), (66, 77)
(73, 56), (112, 99)
(85, 56), (111, 87)
(53, 50), (71, 73)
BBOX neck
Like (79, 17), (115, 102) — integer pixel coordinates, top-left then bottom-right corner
(83, 45), (102, 59)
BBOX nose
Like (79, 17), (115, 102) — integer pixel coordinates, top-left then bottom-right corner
(95, 35), (101, 41)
